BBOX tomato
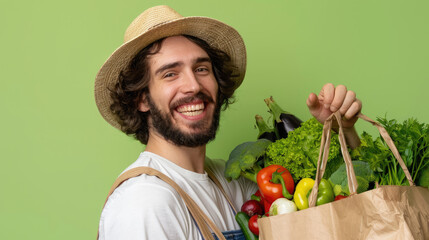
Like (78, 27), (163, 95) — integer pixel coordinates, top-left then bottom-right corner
(248, 214), (259, 236)
(334, 195), (348, 201)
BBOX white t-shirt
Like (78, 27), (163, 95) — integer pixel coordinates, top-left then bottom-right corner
(98, 151), (258, 240)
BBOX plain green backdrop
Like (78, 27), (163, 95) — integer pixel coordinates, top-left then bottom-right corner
(1, 0), (428, 239)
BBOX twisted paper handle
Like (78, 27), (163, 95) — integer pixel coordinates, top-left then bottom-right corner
(309, 112), (414, 208)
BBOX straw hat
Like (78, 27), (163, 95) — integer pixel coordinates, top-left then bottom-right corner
(94, 5), (247, 129)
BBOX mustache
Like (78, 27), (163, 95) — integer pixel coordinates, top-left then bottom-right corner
(170, 92), (215, 109)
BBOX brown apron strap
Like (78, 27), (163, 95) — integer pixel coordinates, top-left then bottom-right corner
(205, 167), (238, 214)
(98, 166), (226, 240)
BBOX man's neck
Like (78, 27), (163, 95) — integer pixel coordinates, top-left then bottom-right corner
(144, 133), (207, 174)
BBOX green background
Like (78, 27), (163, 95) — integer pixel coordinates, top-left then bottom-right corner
(1, 0), (428, 239)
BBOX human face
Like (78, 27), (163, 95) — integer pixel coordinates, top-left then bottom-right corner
(140, 36), (220, 146)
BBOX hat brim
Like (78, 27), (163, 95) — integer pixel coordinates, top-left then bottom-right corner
(95, 16), (246, 129)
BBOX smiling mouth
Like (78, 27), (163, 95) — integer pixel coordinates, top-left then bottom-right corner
(176, 102), (205, 116)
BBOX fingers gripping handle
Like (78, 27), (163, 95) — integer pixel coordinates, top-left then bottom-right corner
(309, 112), (359, 207)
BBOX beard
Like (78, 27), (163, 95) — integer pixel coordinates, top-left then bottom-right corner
(146, 92), (221, 147)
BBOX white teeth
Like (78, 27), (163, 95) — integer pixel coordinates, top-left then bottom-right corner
(177, 103), (205, 116)
(181, 110), (204, 116)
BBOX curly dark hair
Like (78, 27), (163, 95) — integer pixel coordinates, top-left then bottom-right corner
(109, 35), (239, 144)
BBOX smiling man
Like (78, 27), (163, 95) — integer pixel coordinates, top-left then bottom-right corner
(141, 36), (220, 150)
(95, 5), (362, 240)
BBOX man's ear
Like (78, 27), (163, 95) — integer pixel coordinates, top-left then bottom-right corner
(138, 93), (150, 112)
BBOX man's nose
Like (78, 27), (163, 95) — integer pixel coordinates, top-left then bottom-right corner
(181, 70), (202, 94)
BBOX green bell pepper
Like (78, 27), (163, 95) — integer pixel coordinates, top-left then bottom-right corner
(316, 179), (335, 206)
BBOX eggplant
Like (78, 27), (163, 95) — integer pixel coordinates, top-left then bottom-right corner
(264, 96), (302, 139)
(255, 114), (277, 142)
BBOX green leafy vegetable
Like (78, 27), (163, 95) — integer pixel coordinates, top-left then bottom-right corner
(265, 118), (343, 182)
(352, 117), (429, 186)
(417, 165), (429, 188)
(224, 139), (272, 182)
(329, 161), (376, 196)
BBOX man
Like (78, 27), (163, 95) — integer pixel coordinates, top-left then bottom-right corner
(95, 5), (362, 240)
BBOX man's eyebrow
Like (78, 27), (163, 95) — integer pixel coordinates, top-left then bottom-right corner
(154, 57), (212, 76)
(154, 61), (183, 76)
(195, 57), (211, 64)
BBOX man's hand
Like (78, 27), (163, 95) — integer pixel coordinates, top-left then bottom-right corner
(306, 83), (362, 129)
(306, 83), (362, 148)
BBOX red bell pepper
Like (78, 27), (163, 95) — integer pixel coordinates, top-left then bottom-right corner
(262, 197), (271, 214)
(256, 165), (295, 204)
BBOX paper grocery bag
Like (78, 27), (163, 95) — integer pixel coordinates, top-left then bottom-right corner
(259, 185), (429, 239)
(258, 112), (429, 240)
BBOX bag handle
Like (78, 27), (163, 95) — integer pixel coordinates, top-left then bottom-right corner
(98, 166), (226, 240)
(357, 113), (414, 185)
(205, 168), (238, 214)
(309, 112), (415, 207)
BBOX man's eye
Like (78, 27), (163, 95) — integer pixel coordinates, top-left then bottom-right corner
(195, 67), (208, 73)
(164, 72), (176, 78)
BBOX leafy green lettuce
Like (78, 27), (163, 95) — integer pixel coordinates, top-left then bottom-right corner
(265, 118), (343, 182)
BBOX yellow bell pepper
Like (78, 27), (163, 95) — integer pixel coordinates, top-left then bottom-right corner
(293, 178), (315, 210)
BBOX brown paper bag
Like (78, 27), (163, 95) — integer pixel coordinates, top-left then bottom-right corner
(258, 112), (429, 240)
